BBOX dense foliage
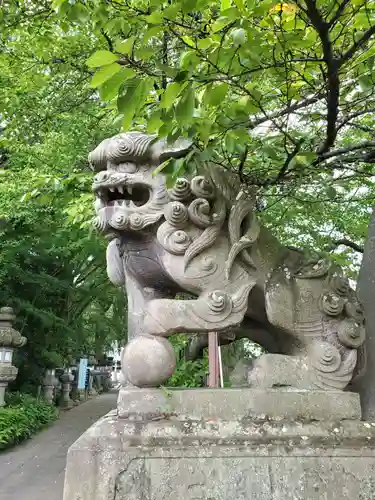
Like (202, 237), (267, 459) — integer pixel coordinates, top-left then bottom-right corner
(0, 393), (58, 449)
(0, 0), (374, 384)
(0, 6), (126, 389)
(167, 335), (209, 387)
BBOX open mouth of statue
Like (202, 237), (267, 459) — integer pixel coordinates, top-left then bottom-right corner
(96, 184), (150, 207)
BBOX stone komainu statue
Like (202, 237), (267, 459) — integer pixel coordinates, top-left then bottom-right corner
(90, 132), (365, 390)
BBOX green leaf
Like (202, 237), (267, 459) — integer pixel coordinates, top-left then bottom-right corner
(87, 50), (119, 68)
(353, 44), (375, 65)
(211, 17), (232, 33)
(135, 47), (155, 60)
(197, 38), (213, 50)
(175, 86), (195, 123)
(175, 70), (190, 82)
(182, 35), (195, 47)
(99, 68), (135, 101)
(180, 50), (200, 69)
(160, 82), (182, 109)
(164, 3), (181, 17)
(326, 186), (337, 199)
(203, 82), (229, 106)
(221, 0), (231, 12)
(52, 0), (67, 9)
(115, 37), (136, 55)
(90, 63), (122, 88)
(143, 26), (163, 43)
(147, 109), (163, 133)
(119, 77), (155, 130)
(358, 75), (373, 92)
(181, 0), (198, 12)
(66, 3), (89, 22)
(233, 0), (244, 10)
(146, 11), (164, 24)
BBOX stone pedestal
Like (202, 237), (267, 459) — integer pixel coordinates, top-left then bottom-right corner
(63, 388), (375, 500)
(102, 371), (112, 393)
(0, 381), (9, 407)
(43, 369), (59, 404)
(87, 372), (98, 397)
(60, 371), (74, 409)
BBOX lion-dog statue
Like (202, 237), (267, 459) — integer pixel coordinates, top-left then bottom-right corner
(90, 131), (365, 390)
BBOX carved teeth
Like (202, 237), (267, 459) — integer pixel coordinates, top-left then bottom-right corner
(109, 187), (115, 192)
(127, 186), (133, 195)
(118, 186), (124, 194)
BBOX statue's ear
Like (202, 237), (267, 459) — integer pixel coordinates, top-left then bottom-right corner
(88, 138), (110, 172)
(150, 137), (193, 164)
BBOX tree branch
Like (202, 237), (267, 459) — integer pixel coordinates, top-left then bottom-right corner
(330, 239), (364, 253)
(319, 140), (375, 160)
(304, 0), (339, 154)
(248, 94), (324, 129)
(328, 0), (351, 28)
(238, 146), (248, 182)
(101, 29), (114, 52)
(273, 140), (302, 184)
(340, 25), (375, 65)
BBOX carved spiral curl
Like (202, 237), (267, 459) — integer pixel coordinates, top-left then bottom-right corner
(319, 292), (345, 316)
(295, 258), (331, 278)
(110, 213), (129, 230)
(169, 178), (192, 201)
(188, 198), (212, 228)
(184, 198), (226, 270)
(337, 321), (365, 348)
(312, 342), (341, 373)
(191, 176), (215, 200)
(107, 133), (155, 163)
(330, 275), (350, 296)
(164, 201), (188, 228)
(157, 222), (191, 255)
(207, 291), (230, 314)
(129, 214), (143, 230)
(201, 257), (217, 272)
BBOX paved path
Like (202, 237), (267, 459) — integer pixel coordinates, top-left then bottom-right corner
(0, 392), (118, 500)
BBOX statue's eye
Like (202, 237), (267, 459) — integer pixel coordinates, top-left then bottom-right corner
(108, 162), (137, 173)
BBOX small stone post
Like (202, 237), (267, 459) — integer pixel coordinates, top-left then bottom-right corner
(0, 307), (27, 406)
(60, 369), (74, 409)
(87, 356), (97, 397)
(42, 369), (59, 405)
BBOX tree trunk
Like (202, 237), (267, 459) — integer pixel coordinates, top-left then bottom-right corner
(352, 207), (375, 419)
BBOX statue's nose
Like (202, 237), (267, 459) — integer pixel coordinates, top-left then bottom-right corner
(93, 171), (110, 183)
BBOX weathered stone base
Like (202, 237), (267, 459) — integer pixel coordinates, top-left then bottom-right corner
(63, 389), (375, 500)
(117, 387), (362, 421)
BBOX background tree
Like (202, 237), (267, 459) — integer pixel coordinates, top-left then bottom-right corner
(0, 5), (125, 390)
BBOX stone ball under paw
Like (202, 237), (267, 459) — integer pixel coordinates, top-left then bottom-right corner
(122, 335), (176, 387)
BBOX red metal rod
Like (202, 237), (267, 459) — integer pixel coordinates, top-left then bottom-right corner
(208, 332), (219, 388)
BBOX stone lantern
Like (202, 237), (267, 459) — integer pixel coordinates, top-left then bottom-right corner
(0, 307), (27, 406)
(60, 370), (74, 409)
